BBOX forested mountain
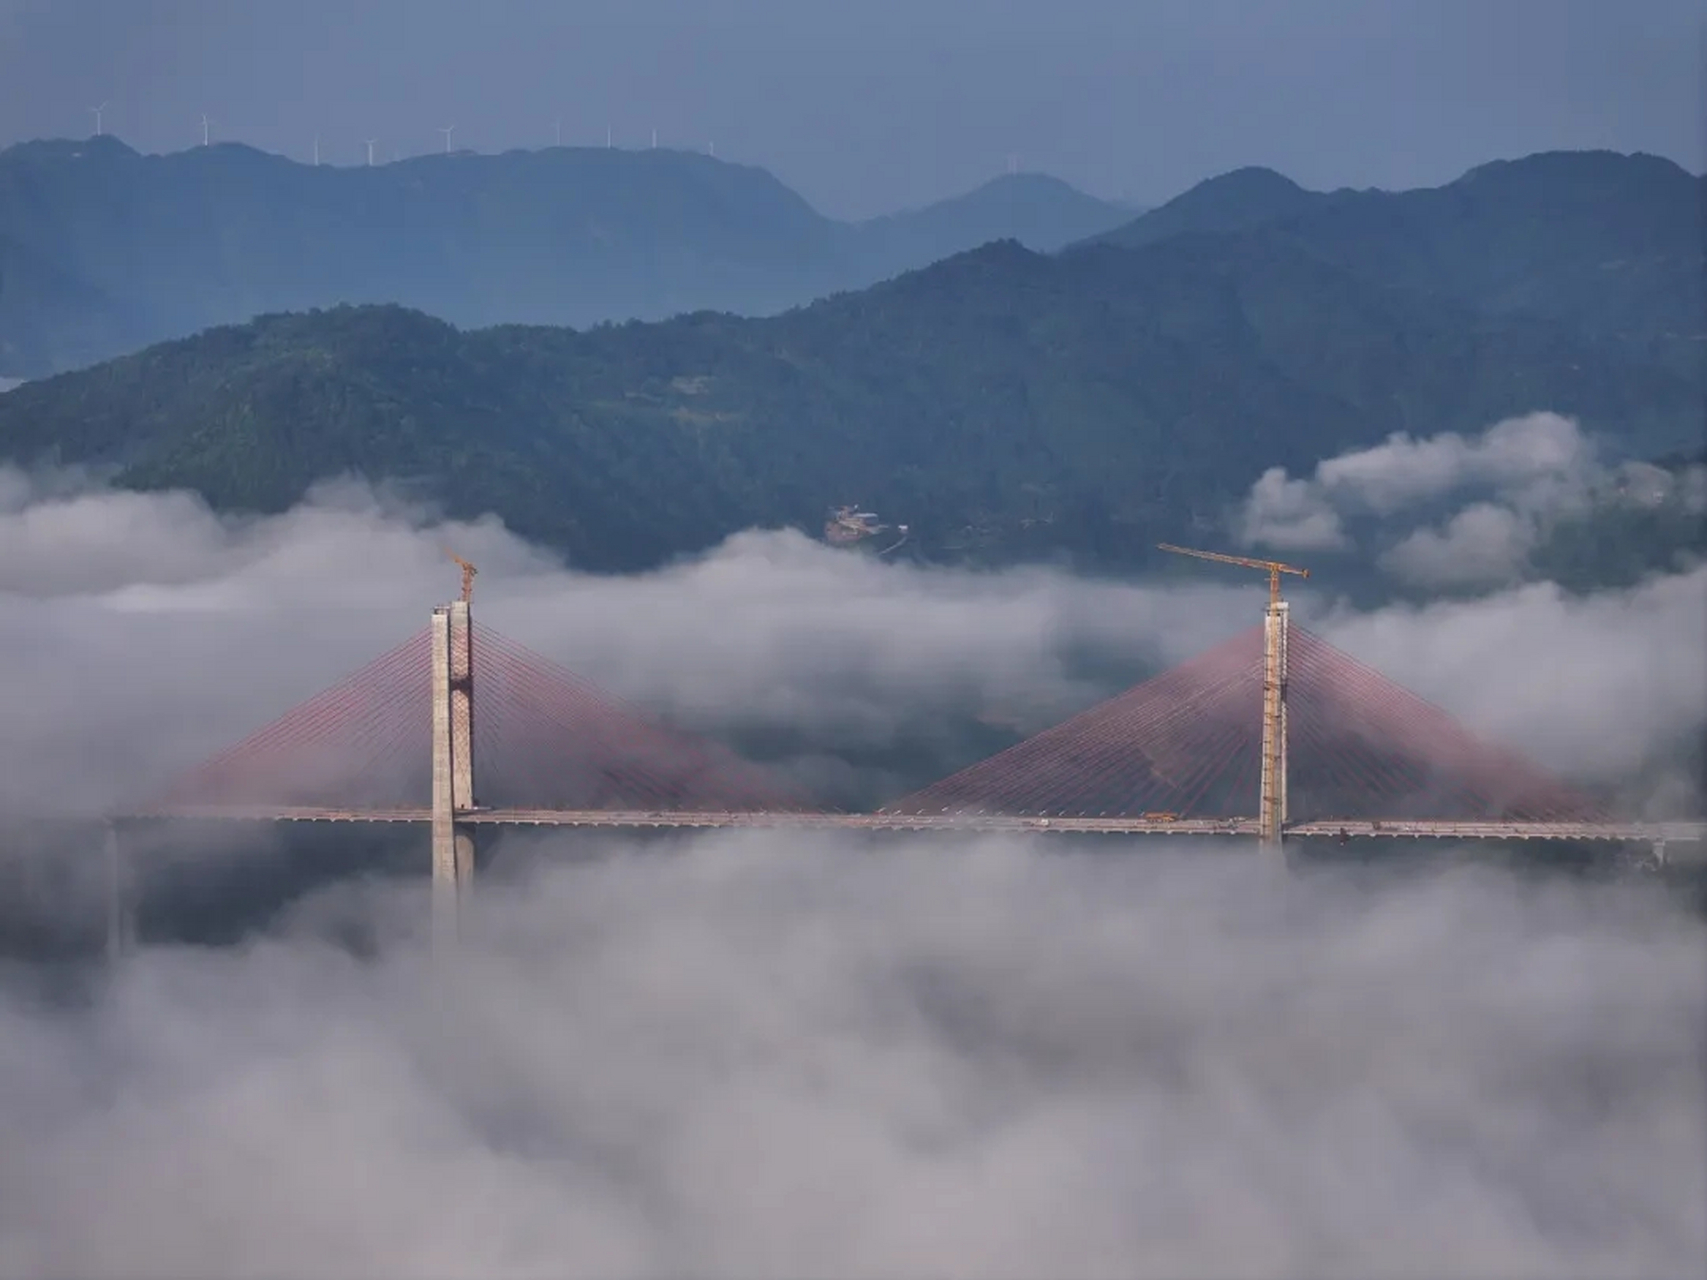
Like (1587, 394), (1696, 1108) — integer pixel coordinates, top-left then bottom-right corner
(0, 137), (1131, 377)
(1088, 150), (1705, 373)
(0, 229), (1694, 575)
(6, 139), (1696, 390)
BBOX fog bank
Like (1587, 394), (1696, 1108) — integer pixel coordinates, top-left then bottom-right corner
(0, 459), (1701, 1277)
(0, 468), (1698, 818)
(3, 834), (1704, 1278)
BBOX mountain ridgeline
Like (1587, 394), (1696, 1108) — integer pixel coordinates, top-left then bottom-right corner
(0, 147), (1699, 581)
(1087, 152), (1704, 377)
(0, 136), (1134, 377)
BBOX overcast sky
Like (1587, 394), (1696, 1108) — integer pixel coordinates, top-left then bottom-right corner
(0, 0), (1700, 217)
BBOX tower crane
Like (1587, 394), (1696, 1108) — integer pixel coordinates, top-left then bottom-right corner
(445, 549), (478, 603)
(1157, 543), (1308, 607)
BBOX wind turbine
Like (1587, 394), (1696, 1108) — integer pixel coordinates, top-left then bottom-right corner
(439, 124), (455, 154)
(89, 102), (107, 136)
(201, 113), (210, 146)
(364, 137), (378, 166)
(605, 124), (612, 149)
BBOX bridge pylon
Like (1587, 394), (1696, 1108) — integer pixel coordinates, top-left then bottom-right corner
(1158, 542), (1302, 852)
(430, 598), (477, 944)
(1260, 598), (1289, 851)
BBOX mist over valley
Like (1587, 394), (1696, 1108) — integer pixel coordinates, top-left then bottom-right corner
(0, 2), (1702, 1273)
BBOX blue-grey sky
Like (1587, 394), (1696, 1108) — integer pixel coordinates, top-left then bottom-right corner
(0, 0), (1700, 218)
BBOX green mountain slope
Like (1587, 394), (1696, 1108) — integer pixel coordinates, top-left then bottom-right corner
(0, 137), (1131, 378)
(1089, 150), (1705, 370)
(0, 236), (1692, 573)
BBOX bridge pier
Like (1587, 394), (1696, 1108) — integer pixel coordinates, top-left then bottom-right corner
(431, 599), (477, 945)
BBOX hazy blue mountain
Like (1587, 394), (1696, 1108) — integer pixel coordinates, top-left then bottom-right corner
(1087, 150), (1705, 370)
(850, 172), (1136, 269)
(0, 233), (1692, 574)
(0, 136), (1129, 377)
(1090, 165), (1327, 249)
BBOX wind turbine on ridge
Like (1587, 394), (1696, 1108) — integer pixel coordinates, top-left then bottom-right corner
(89, 102), (107, 136)
(439, 124), (455, 154)
(364, 137), (379, 166)
(200, 113), (210, 146)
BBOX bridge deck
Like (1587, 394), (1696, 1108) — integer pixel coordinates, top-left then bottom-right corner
(113, 807), (1706, 843)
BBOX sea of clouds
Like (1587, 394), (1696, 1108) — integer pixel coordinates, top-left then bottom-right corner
(0, 412), (1701, 1277)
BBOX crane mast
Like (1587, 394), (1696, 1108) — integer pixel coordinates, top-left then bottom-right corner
(1158, 542), (1309, 851)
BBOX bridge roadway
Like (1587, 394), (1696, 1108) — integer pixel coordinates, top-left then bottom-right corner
(116, 806), (1707, 843)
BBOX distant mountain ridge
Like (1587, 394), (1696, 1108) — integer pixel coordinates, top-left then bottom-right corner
(1084, 149), (1705, 372)
(851, 173), (1136, 269)
(1086, 165), (1326, 248)
(0, 144), (1697, 586)
(0, 228), (1693, 574)
(0, 137), (1132, 377)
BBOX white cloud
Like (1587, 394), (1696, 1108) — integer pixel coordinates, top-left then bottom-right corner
(0, 466), (1694, 817)
(3, 835), (1705, 1278)
(0, 470), (1700, 1277)
(1376, 502), (1536, 588)
(1237, 412), (1702, 589)
(1237, 466), (1346, 551)
(1313, 412), (1595, 515)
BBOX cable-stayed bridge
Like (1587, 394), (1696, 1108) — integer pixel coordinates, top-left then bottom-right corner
(114, 600), (1701, 857)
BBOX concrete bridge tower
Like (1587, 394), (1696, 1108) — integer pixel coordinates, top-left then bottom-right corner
(1259, 598), (1289, 850)
(1157, 543), (1306, 853)
(430, 595), (477, 943)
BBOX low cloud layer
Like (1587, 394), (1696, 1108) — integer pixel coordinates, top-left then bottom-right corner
(0, 465), (1698, 816)
(1238, 413), (1707, 590)
(4, 835), (1705, 1278)
(0, 467), (1702, 1277)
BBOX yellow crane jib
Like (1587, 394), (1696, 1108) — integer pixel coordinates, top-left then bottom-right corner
(444, 549), (478, 603)
(1156, 543), (1309, 608)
